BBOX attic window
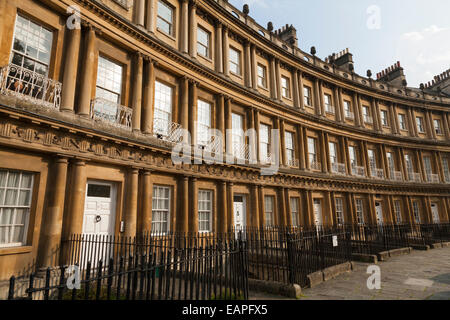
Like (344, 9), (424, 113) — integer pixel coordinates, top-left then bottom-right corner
(258, 30), (265, 37)
(282, 44), (288, 50)
(231, 11), (239, 19)
(303, 56), (310, 62)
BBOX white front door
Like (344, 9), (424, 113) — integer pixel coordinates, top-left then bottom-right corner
(375, 202), (384, 225)
(313, 199), (322, 226)
(83, 181), (116, 236)
(233, 195), (246, 235)
(81, 181), (116, 268)
(431, 203), (440, 223)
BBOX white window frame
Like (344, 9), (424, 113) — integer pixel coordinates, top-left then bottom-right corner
(0, 170), (34, 248)
(229, 47), (241, 75)
(324, 94), (333, 113)
(380, 110), (389, 127)
(394, 200), (402, 224)
(264, 195), (275, 227)
(153, 81), (173, 136)
(335, 198), (344, 225)
(329, 142), (338, 164)
(151, 185), (171, 235)
(198, 190), (213, 233)
(285, 131), (295, 165)
(290, 197), (299, 227)
(434, 119), (443, 135)
(259, 124), (271, 162)
(412, 201), (421, 224)
(303, 86), (312, 106)
(95, 56), (123, 104)
(398, 114), (407, 131)
(197, 99), (212, 146)
(232, 113), (245, 158)
(156, 0), (174, 36)
(197, 26), (210, 58)
(281, 76), (291, 99)
(416, 117), (425, 133)
(257, 64), (267, 88)
(356, 199), (365, 225)
(307, 137), (317, 167)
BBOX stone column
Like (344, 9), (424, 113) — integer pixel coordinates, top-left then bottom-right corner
(298, 71), (305, 110)
(392, 104), (401, 134)
(61, 27), (81, 112)
(292, 69), (300, 108)
(134, 0), (145, 27)
(227, 182), (234, 229)
(404, 196), (413, 224)
(178, 176), (189, 232)
(346, 193), (355, 224)
(251, 185), (260, 228)
(124, 168), (139, 237)
(254, 109), (261, 162)
(215, 21), (223, 73)
(225, 97), (232, 156)
(416, 150), (427, 182)
(338, 88), (345, 123)
(63, 160), (87, 239)
(442, 198), (450, 222)
(357, 95), (365, 128)
(275, 59), (282, 100)
(188, 0), (198, 58)
(38, 157), (68, 267)
(141, 170), (152, 233)
(279, 119), (286, 166)
(297, 125), (305, 170)
(223, 26), (230, 76)
(425, 111), (435, 139)
(78, 25), (96, 117)
(303, 128), (310, 170)
(258, 185), (265, 228)
(320, 131), (328, 173)
(343, 137), (351, 175)
(218, 181), (228, 233)
(407, 107), (417, 137)
(216, 94), (225, 152)
(146, 0), (156, 33)
(362, 141), (370, 177)
(189, 177), (198, 233)
(189, 80), (198, 146)
(442, 112), (450, 139)
(352, 93), (361, 127)
(269, 56), (277, 99)
(333, 87), (342, 122)
(434, 152), (444, 182)
(306, 191), (314, 227)
(180, 0), (189, 53)
(374, 100), (382, 132)
(132, 52), (144, 132)
(313, 78), (321, 116)
(318, 81), (325, 116)
(244, 39), (252, 88)
(142, 59), (155, 134)
(251, 44), (257, 90)
(179, 76), (190, 142)
(325, 191), (334, 226)
(371, 99), (380, 132)
(278, 187), (287, 226)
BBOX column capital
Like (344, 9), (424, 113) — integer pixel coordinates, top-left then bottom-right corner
(190, 0), (198, 7)
(55, 156), (69, 164)
(189, 79), (199, 86)
(142, 169), (153, 175)
(215, 20), (223, 28)
(81, 21), (102, 35)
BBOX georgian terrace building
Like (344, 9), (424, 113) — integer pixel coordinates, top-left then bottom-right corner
(0, 0), (449, 279)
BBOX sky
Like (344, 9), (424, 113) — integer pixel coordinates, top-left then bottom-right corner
(229, 0), (450, 87)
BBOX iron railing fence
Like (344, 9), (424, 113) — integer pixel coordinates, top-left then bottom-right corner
(8, 238), (249, 301)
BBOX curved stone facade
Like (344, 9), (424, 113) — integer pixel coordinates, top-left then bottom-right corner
(0, 0), (449, 279)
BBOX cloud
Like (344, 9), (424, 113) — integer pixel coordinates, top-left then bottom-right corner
(396, 25), (450, 86)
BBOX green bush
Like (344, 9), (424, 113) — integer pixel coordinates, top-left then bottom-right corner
(210, 289), (245, 300)
(61, 285), (128, 300)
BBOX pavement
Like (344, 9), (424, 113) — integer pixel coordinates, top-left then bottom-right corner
(249, 246), (450, 300)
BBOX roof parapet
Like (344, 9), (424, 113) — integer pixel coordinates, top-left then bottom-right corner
(376, 61), (407, 87)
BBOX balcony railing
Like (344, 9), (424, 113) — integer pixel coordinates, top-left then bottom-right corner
(408, 172), (422, 182)
(287, 158), (299, 168)
(428, 173), (440, 183)
(90, 98), (132, 130)
(152, 118), (183, 143)
(233, 142), (250, 161)
(345, 110), (354, 120)
(0, 63), (61, 109)
(445, 175), (450, 183)
(363, 115), (373, 124)
(325, 105), (335, 114)
(331, 162), (346, 175)
(390, 171), (403, 181)
(310, 161), (321, 171)
(371, 168), (385, 179)
(351, 165), (365, 177)
(260, 152), (273, 165)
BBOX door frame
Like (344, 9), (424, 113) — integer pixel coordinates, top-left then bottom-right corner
(313, 198), (323, 226)
(375, 201), (383, 225)
(430, 203), (440, 223)
(233, 194), (247, 232)
(82, 179), (117, 236)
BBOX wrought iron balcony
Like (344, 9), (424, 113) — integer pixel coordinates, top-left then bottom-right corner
(260, 152), (274, 165)
(325, 105), (335, 114)
(371, 168), (385, 179)
(233, 142), (250, 161)
(390, 170), (403, 181)
(331, 162), (346, 175)
(310, 161), (321, 171)
(91, 98), (132, 130)
(428, 173), (440, 183)
(152, 118), (183, 143)
(345, 110), (354, 120)
(351, 165), (366, 177)
(287, 158), (299, 168)
(408, 172), (422, 182)
(0, 63), (61, 109)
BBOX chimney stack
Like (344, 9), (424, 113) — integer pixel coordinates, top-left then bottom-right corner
(274, 24), (298, 48)
(326, 48), (354, 73)
(376, 61), (406, 87)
